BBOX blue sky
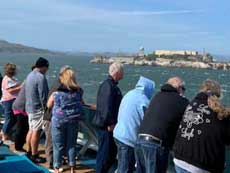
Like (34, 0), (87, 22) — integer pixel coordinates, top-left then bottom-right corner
(0, 0), (229, 54)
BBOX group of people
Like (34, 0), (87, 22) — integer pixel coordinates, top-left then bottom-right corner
(0, 57), (230, 173)
(0, 57), (83, 173)
(93, 63), (230, 173)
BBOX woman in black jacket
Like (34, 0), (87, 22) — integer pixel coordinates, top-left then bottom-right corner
(173, 79), (230, 173)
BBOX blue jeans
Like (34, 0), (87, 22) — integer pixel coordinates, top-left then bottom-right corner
(1, 99), (17, 135)
(134, 138), (169, 173)
(175, 165), (191, 173)
(52, 122), (78, 169)
(96, 128), (117, 173)
(0, 103), (4, 117)
(115, 139), (135, 173)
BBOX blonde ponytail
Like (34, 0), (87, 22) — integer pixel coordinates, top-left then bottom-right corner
(200, 79), (230, 120)
(207, 95), (230, 120)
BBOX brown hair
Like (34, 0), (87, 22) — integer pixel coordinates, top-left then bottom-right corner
(200, 79), (230, 120)
(59, 67), (80, 90)
(5, 63), (16, 77)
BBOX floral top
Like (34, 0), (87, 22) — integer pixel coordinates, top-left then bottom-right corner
(52, 87), (83, 128)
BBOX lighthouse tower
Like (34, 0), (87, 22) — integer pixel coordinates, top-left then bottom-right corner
(138, 46), (145, 58)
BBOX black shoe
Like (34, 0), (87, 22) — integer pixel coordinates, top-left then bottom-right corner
(49, 163), (53, 169)
(26, 151), (32, 158)
(31, 154), (46, 164)
(62, 157), (68, 165)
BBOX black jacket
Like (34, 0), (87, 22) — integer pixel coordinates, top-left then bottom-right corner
(93, 75), (122, 129)
(173, 92), (230, 173)
(139, 84), (189, 149)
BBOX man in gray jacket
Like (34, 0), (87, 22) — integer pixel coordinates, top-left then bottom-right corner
(25, 57), (49, 163)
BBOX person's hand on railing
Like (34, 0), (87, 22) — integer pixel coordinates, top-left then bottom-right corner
(107, 124), (115, 132)
(83, 104), (96, 110)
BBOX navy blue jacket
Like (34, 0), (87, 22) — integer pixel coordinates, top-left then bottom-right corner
(93, 75), (122, 129)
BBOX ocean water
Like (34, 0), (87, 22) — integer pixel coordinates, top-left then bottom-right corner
(0, 53), (230, 105)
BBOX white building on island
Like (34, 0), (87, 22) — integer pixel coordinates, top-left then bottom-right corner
(155, 50), (198, 56)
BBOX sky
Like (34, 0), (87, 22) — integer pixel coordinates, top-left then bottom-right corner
(0, 0), (230, 54)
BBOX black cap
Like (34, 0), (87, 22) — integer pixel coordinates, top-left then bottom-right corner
(35, 57), (49, 68)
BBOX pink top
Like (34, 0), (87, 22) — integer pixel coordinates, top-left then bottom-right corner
(1, 75), (20, 102)
(13, 110), (28, 116)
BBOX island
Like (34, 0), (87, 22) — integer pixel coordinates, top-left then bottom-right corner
(90, 48), (230, 70)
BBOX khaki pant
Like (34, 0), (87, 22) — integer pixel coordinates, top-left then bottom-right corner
(43, 120), (53, 166)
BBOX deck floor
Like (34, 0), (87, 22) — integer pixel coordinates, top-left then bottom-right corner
(9, 143), (96, 173)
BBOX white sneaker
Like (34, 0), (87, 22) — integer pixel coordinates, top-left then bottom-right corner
(3, 140), (14, 145)
(48, 169), (55, 173)
(48, 168), (64, 173)
(14, 150), (26, 155)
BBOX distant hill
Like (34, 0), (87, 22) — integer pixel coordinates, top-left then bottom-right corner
(0, 39), (55, 54)
(67, 51), (133, 57)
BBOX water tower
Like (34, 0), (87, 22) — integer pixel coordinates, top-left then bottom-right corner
(138, 46), (145, 58)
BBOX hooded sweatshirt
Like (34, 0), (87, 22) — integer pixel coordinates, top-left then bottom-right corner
(113, 76), (155, 147)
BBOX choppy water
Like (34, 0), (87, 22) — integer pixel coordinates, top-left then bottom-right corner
(0, 53), (230, 105)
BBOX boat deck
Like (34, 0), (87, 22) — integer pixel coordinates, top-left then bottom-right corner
(9, 143), (96, 173)
(8, 143), (179, 173)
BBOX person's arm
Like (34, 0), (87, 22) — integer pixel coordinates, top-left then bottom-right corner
(141, 105), (148, 118)
(48, 79), (60, 98)
(98, 81), (115, 131)
(79, 88), (85, 104)
(225, 112), (230, 145)
(38, 76), (49, 106)
(107, 124), (115, 132)
(47, 93), (54, 109)
(81, 99), (85, 105)
(0, 73), (3, 85)
(139, 101), (149, 123)
(103, 83), (116, 131)
(7, 84), (22, 94)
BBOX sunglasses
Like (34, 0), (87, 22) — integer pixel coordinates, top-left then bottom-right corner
(181, 85), (186, 92)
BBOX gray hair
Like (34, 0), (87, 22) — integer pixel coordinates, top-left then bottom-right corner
(109, 62), (124, 76)
(167, 76), (184, 89)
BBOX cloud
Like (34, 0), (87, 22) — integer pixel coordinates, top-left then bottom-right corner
(0, 0), (205, 26)
(118, 10), (203, 16)
(0, 0), (227, 53)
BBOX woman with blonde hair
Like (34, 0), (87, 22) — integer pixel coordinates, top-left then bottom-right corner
(47, 66), (84, 173)
(173, 79), (230, 173)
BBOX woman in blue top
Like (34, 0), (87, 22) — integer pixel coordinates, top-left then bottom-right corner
(47, 66), (84, 173)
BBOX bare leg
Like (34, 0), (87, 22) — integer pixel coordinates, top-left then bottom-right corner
(26, 130), (32, 152)
(1, 130), (10, 141)
(70, 166), (76, 173)
(31, 130), (41, 155)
